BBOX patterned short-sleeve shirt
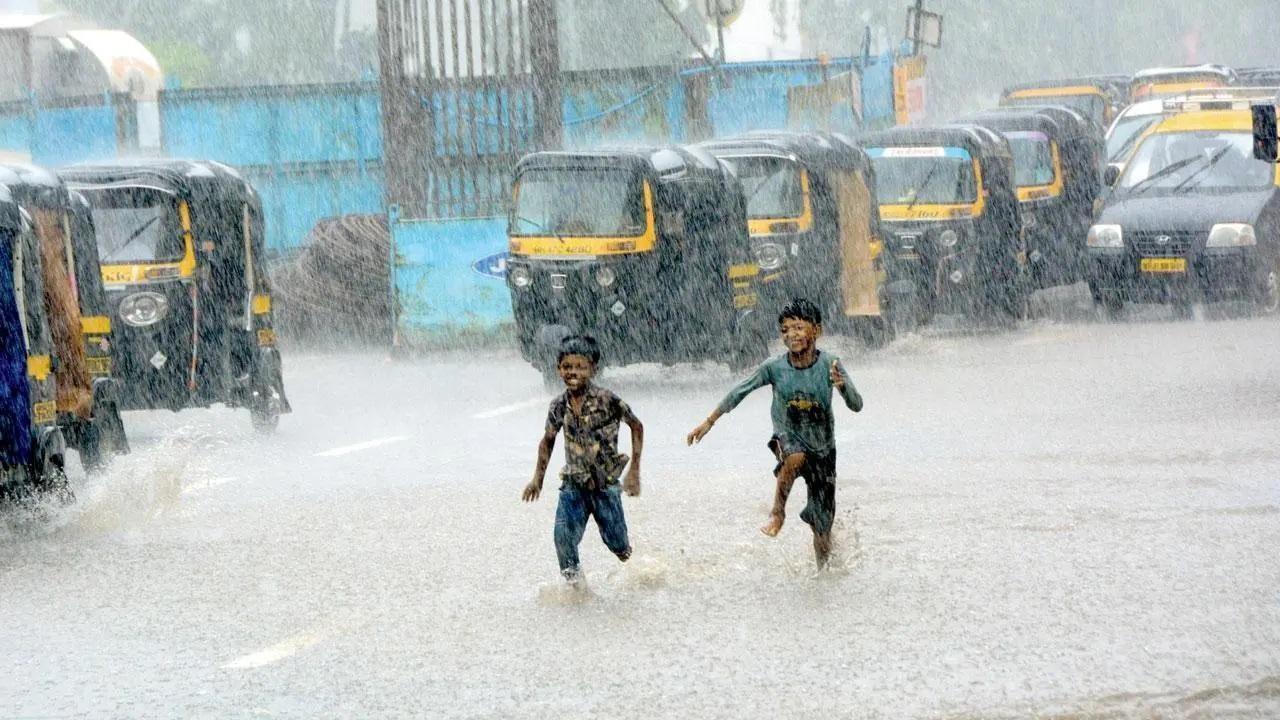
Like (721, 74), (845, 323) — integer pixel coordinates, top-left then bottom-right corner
(546, 384), (636, 489)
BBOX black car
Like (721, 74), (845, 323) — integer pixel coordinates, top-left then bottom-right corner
(1088, 106), (1280, 316)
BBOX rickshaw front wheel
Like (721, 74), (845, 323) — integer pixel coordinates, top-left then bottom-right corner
(35, 456), (73, 506)
(251, 385), (284, 434)
(81, 404), (128, 474)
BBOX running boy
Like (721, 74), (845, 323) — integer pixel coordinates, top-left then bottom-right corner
(523, 335), (643, 583)
(686, 298), (862, 568)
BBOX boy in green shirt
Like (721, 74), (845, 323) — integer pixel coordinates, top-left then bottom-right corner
(687, 299), (862, 568)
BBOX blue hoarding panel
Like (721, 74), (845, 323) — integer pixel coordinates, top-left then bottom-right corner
(32, 103), (118, 166)
(393, 215), (512, 333)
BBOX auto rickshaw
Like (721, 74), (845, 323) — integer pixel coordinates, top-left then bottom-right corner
(59, 160), (290, 432)
(1001, 75), (1129, 129)
(1129, 65), (1236, 102)
(960, 106), (1105, 288)
(860, 124), (1026, 324)
(0, 185), (69, 500)
(505, 146), (763, 380)
(695, 131), (891, 346)
(0, 164), (129, 472)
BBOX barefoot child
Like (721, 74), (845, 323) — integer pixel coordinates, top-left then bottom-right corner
(523, 335), (643, 583)
(686, 299), (862, 568)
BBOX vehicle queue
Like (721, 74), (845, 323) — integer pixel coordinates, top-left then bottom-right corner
(505, 63), (1280, 376)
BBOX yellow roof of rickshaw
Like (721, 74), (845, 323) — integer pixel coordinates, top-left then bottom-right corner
(1154, 110), (1254, 133)
(1008, 85), (1107, 99)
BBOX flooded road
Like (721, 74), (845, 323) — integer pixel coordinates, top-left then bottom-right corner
(3, 299), (1279, 718)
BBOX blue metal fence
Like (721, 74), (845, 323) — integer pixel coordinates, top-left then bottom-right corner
(159, 82), (385, 253)
(0, 95), (121, 167)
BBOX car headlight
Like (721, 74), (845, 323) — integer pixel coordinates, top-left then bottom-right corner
(1206, 223), (1256, 248)
(1086, 224), (1123, 249)
(754, 242), (785, 271)
(510, 266), (532, 288)
(595, 266), (617, 288)
(939, 229), (959, 248)
(119, 292), (169, 327)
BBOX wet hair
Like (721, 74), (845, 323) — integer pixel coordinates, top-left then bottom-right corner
(558, 335), (601, 365)
(778, 298), (822, 327)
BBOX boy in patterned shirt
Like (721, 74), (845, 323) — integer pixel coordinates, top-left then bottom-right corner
(687, 298), (862, 569)
(522, 335), (643, 583)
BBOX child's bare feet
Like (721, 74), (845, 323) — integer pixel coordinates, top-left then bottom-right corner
(760, 512), (784, 537)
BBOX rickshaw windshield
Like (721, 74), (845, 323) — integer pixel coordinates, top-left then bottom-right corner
(1007, 93), (1105, 126)
(1005, 131), (1055, 187)
(1107, 113), (1162, 163)
(512, 168), (643, 237)
(1118, 131), (1273, 194)
(87, 187), (185, 263)
(867, 147), (977, 205)
(720, 156), (804, 218)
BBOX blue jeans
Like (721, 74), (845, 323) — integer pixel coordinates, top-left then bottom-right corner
(554, 484), (631, 573)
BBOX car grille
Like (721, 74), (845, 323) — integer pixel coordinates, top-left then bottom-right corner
(1132, 231), (1198, 258)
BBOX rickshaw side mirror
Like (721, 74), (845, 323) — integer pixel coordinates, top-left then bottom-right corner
(1103, 164), (1122, 187)
(1253, 104), (1278, 162)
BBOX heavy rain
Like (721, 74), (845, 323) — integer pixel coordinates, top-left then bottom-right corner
(0, 0), (1278, 718)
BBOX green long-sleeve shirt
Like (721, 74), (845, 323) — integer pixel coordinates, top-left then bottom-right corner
(716, 350), (862, 455)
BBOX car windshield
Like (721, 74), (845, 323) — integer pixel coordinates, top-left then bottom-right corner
(88, 188), (185, 264)
(1005, 131), (1056, 187)
(512, 168), (643, 237)
(867, 147), (977, 205)
(720, 156), (804, 218)
(1117, 130), (1274, 194)
(1106, 113), (1162, 163)
(1007, 93), (1105, 126)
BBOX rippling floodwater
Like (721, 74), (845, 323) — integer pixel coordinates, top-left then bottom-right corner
(3, 294), (1279, 718)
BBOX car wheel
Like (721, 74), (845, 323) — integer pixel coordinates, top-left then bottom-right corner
(37, 456), (73, 506)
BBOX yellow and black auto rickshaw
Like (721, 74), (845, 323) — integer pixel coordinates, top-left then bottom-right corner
(860, 124), (1027, 324)
(0, 185), (69, 500)
(59, 160), (290, 432)
(0, 164), (129, 472)
(961, 106), (1106, 288)
(1001, 75), (1129, 129)
(506, 146), (763, 380)
(696, 131), (891, 346)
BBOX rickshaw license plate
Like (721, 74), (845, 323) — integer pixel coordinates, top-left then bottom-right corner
(1140, 258), (1186, 274)
(257, 329), (276, 347)
(85, 356), (112, 376)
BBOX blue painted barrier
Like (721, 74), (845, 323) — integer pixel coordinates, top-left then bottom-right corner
(391, 210), (513, 336)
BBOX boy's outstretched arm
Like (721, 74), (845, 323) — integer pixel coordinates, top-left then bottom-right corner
(687, 364), (769, 445)
(623, 413), (643, 497)
(523, 428), (557, 502)
(831, 360), (863, 412)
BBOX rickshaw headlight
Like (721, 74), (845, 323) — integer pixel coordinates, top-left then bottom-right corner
(754, 242), (785, 271)
(939, 229), (959, 248)
(1086, 224), (1123, 249)
(595, 266), (617, 288)
(510, 266), (533, 288)
(1206, 223), (1256, 248)
(119, 292), (169, 327)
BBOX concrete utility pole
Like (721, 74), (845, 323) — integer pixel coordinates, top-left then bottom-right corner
(528, 0), (563, 150)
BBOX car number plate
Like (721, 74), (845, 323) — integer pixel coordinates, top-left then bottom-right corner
(1140, 257), (1186, 274)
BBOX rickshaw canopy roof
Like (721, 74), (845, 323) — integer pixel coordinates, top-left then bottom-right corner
(58, 158), (260, 207)
(959, 106), (1098, 144)
(0, 162), (72, 211)
(0, 184), (21, 232)
(859, 124), (1013, 162)
(1003, 75), (1129, 100)
(695, 130), (873, 177)
(514, 145), (736, 188)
